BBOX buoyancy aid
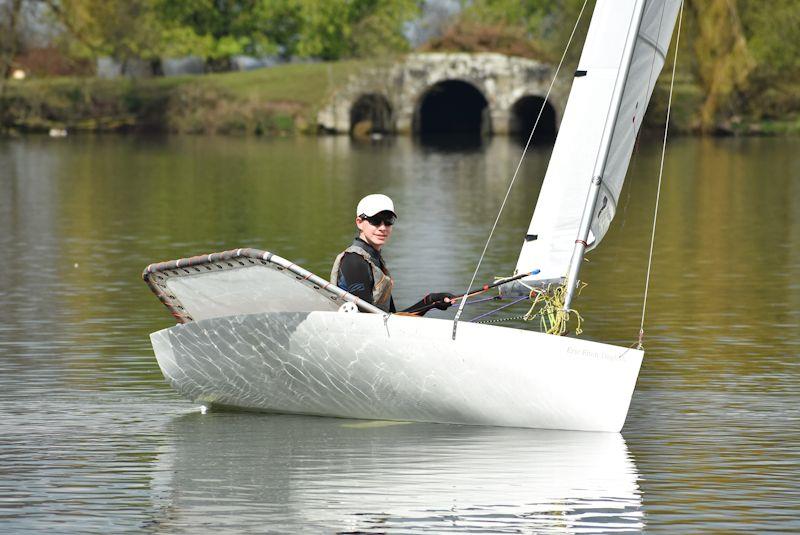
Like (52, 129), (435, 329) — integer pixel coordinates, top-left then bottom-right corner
(330, 239), (394, 311)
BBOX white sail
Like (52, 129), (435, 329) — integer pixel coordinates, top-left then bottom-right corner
(515, 0), (681, 284)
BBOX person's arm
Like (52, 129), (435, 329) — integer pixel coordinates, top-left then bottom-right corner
(336, 253), (374, 304)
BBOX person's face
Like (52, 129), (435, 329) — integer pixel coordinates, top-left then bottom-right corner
(356, 211), (395, 250)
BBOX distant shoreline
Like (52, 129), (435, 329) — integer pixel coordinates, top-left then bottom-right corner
(2, 60), (798, 138)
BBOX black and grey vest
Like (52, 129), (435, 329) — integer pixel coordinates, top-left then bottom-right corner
(330, 240), (394, 311)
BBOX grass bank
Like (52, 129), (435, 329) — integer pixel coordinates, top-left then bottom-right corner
(1, 59), (798, 137)
(0, 60), (366, 136)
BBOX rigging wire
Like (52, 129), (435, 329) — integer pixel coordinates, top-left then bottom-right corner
(638, 0), (685, 349)
(451, 0), (590, 340)
(468, 296), (530, 323)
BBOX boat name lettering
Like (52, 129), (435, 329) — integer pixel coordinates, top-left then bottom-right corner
(566, 346), (615, 360)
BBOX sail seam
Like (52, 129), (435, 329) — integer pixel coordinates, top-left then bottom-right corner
(638, 33), (668, 61)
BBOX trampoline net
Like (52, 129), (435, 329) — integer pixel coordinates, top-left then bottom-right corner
(143, 249), (347, 322)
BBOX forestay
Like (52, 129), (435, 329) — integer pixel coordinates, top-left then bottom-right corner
(515, 0), (682, 285)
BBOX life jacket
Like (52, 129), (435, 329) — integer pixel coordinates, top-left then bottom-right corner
(330, 240), (394, 311)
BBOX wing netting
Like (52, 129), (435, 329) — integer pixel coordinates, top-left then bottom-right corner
(143, 248), (383, 323)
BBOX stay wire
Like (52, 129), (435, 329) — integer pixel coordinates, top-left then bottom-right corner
(638, 1), (684, 349)
(451, 0), (590, 340)
(468, 295), (530, 323)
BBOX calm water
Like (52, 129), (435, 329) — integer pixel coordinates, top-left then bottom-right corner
(1, 134), (798, 533)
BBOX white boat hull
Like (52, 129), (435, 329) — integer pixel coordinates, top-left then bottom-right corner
(150, 311), (643, 432)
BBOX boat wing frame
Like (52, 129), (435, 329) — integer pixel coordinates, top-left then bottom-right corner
(142, 248), (384, 323)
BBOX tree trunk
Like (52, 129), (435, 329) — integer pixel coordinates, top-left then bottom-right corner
(687, 0), (755, 132)
(1, 0), (24, 80)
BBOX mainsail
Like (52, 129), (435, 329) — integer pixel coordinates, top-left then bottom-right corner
(515, 0), (682, 286)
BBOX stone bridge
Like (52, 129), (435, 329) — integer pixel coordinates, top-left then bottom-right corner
(317, 52), (566, 140)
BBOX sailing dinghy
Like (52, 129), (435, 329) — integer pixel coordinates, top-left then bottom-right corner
(144, 0), (682, 432)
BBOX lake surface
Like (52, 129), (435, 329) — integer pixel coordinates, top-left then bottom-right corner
(1, 134), (798, 533)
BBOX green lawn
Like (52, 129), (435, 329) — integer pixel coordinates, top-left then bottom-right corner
(0, 60), (369, 135)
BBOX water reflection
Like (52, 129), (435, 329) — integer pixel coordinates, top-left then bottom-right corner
(1, 135), (798, 532)
(416, 132), (488, 152)
(150, 413), (642, 533)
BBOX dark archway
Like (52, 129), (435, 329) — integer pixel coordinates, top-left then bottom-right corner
(349, 93), (394, 138)
(414, 80), (491, 142)
(509, 96), (557, 146)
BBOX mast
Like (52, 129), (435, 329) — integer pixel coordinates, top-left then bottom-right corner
(562, 0), (648, 311)
(508, 0), (681, 313)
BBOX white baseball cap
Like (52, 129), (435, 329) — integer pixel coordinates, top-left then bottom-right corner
(356, 194), (396, 218)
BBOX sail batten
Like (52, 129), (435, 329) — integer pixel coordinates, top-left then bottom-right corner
(514, 0), (682, 289)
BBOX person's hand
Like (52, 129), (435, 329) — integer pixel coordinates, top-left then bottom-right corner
(423, 292), (455, 310)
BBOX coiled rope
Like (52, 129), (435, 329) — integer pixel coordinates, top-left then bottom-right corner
(523, 282), (587, 335)
(468, 282), (585, 333)
(451, 0), (590, 340)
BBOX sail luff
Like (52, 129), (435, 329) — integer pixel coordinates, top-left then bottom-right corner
(562, 0), (648, 310)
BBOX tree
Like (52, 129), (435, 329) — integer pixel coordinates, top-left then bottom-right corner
(157, 0), (421, 65)
(45, 0), (167, 72)
(685, 0), (755, 130)
(156, 0), (276, 70)
(739, 0), (800, 81)
(448, 0), (590, 62)
(291, 0), (420, 60)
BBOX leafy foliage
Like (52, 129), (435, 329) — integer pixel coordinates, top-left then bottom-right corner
(448, 0), (590, 62)
(262, 0), (421, 60)
(739, 0), (800, 79)
(155, 0), (281, 66)
(735, 0), (800, 119)
(6, 0), (800, 132)
(421, 19), (544, 58)
(31, 0), (419, 70)
(684, 0), (755, 130)
(46, 0), (166, 64)
(145, 0), (417, 64)
(430, 0), (800, 129)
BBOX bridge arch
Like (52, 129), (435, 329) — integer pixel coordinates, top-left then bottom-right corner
(413, 80), (491, 137)
(509, 95), (558, 145)
(349, 93), (394, 138)
(317, 53), (563, 138)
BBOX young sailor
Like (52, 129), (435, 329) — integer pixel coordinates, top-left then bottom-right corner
(331, 194), (453, 315)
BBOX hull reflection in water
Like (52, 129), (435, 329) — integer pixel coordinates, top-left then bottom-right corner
(149, 414), (643, 533)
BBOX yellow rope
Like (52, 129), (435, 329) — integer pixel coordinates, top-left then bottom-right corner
(491, 276), (587, 335)
(522, 282), (586, 335)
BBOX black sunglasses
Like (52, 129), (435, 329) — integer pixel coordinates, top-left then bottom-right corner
(359, 213), (396, 227)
